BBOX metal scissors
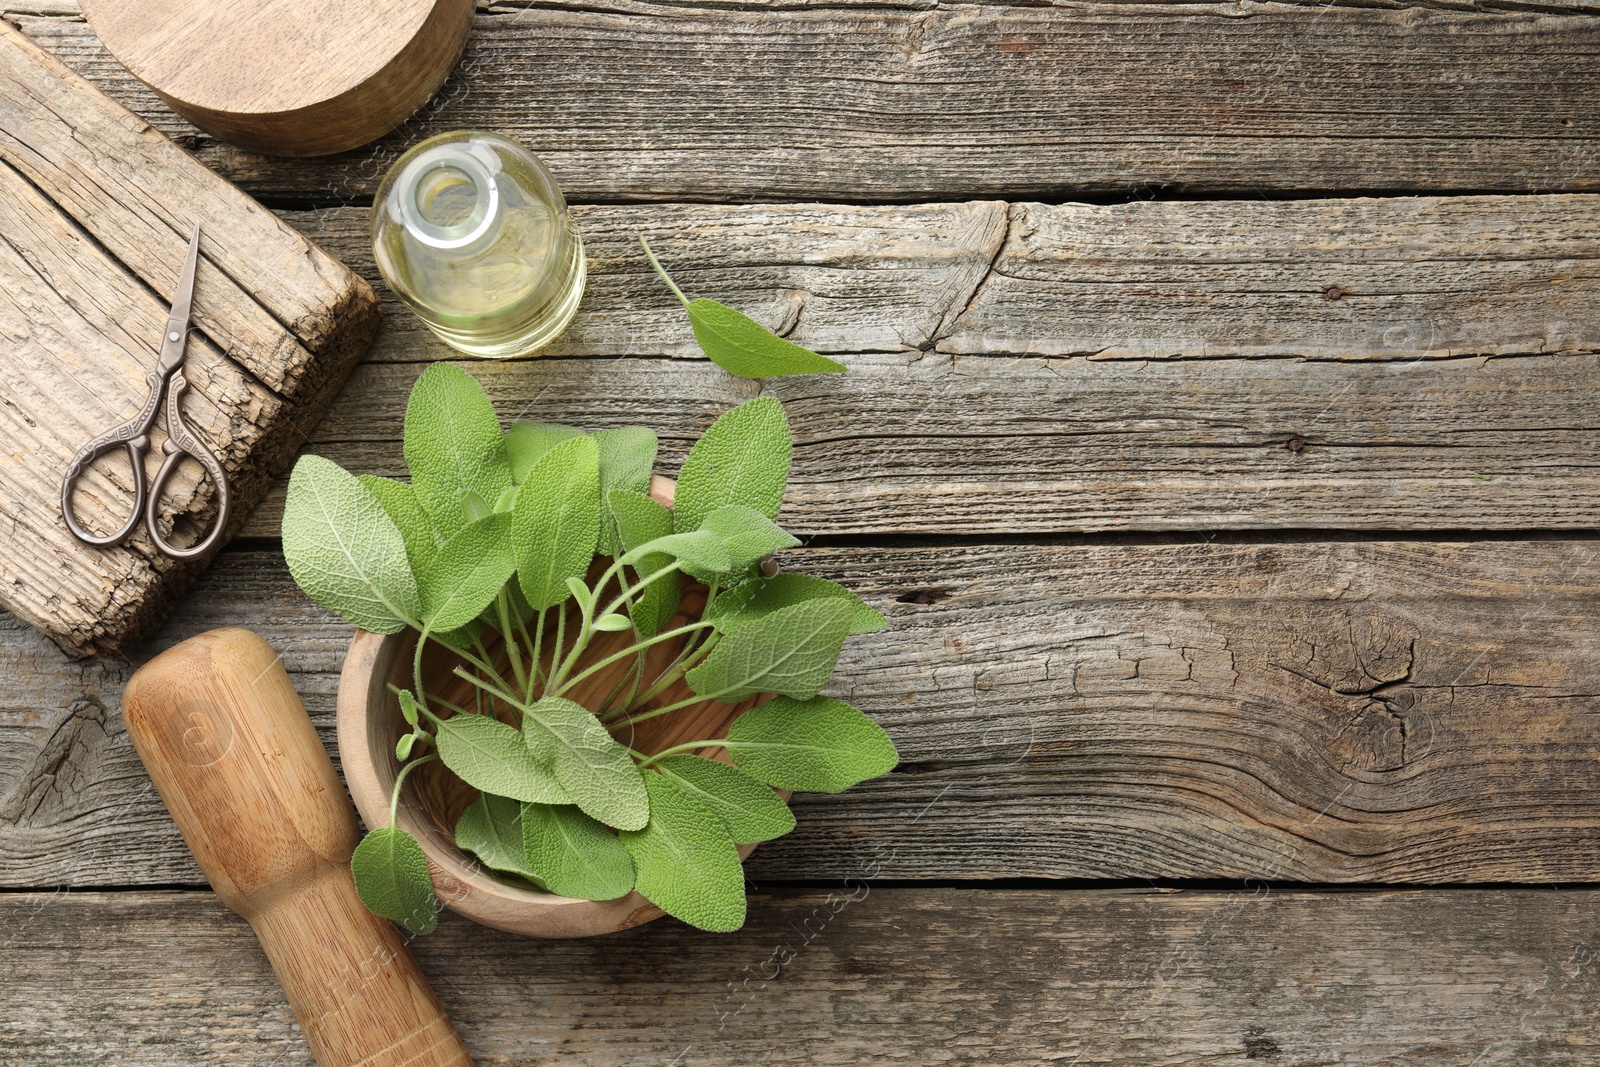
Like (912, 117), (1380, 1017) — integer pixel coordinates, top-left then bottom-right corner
(61, 222), (231, 561)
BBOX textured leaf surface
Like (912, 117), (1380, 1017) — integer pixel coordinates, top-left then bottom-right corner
(656, 755), (795, 844)
(507, 421), (584, 483)
(454, 794), (542, 883)
(522, 697), (650, 830)
(698, 505), (800, 573)
(706, 574), (886, 636)
(724, 696), (899, 793)
(359, 475), (440, 577)
(351, 827), (438, 934)
(283, 455), (419, 634)
(404, 363), (513, 537)
(595, 426), (659, 557)
(673, 397), (791, 535)
(418, 513), (516, 633)
(686, 599), (854, 701)
(436, 713), (569, 804)
(687, 298), (847, 379)
(630, 530), (732, 577)
(521, 803), (635, 900)
(513, 436), (601, 610)
(609, 490), (679, 638)
(621, 771), (747, 932)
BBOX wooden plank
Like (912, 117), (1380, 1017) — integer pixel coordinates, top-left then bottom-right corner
(7, 540), (1600, 887)
(237, 194), (1600, 536)
(10, 2), (1600, 201)
(4, 887), (1597, 1065)
(0, 23), (379, 656)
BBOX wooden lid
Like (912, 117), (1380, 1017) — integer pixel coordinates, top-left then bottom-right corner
(81, 0), (475, 157)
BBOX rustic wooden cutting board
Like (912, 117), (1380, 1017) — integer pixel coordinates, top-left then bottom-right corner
(0, 20), (381, 657)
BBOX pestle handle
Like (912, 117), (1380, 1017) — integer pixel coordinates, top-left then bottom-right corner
(122, 627), (472, 1067)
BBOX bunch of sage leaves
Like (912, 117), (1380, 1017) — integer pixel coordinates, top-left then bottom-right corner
(282, 365), (896, 933)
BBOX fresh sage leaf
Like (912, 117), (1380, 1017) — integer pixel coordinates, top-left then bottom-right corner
(672, 396), (791, 535)
(698, 505), (801, 574)
(395, 733), (417, 761)
(493, 485), (519, 513)
(419, 513), (516, 634)
(565, 576), (594, 612)
(723, 696), (898, 793)
(513, 436), (601, 610)
(521, 696), (650, 830)
(507, 421), (585, 483)
(404, 363), (513, 537)
(351, 826), (438, 934)
(282, 454), (419, 634)
(607, 490), (679, 639)
(593, 613), (633, 632)
(455, 794), (543, 884)
(686, 599), (854, 702)
(595, 426), (659, 557)
(435, 712), (569, 804)
(620, 770), (746, 932)
(655, 755), (795, 844)
(397, 689), (421, 726)
(521, 802), (635, 900)
(706, 573), (886, 636)
(359, 475), (441, 578)
(627, 529), (732, 577)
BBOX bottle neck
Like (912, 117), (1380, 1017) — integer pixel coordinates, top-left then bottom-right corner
(391, 141), (503, 252)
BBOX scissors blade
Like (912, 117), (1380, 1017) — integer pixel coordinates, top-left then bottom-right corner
(157, 222), (202, 370)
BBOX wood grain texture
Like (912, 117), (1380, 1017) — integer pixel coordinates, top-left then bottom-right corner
(4, 887), (1598, 1065)
(79, 0), (474, 155)
(7, 541), (1600, 887)
(228, 194), (1600, 537)
(10, 1), (1600, 201)
(0, 23), (380, 656)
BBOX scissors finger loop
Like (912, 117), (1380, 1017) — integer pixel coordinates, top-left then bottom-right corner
(144, 370), (232, 561)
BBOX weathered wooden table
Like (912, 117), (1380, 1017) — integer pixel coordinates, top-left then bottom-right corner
(6, 1), (1600, 1063)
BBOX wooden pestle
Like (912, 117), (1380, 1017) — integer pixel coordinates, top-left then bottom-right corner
(122, 627), (472, 1067)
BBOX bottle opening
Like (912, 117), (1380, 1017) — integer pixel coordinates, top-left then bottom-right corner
(393, 144), (501, 250)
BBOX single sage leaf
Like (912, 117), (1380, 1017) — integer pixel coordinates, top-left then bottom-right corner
(706, 573), (886, 636)
(608, 490), (679, 639)
(521, 696), (650, 830)
(627, 529), (732, 577)
(687, 298), (847, 379)
(521, 802), (635, 900)
(595, 426), (659, 557)
(351, 826), (438, 934)
(686, 599), (854, 702)
(656, 755), (795, 844)
(507, 421), (586, 483)
(435, 712), (569, 804)
(359, 475), (441, 578)
(593, 613), (633, 632)
(621, 770), (746, 932)
(565, 576), (594, 612)
(723, 696), (899, 793)
(397, 689), (421, 726)
(493, 485), (519, 513)
(404, 363), (513, 537)
(283, 454), (419, 634)
(455, 794), (543, 884)
(673, 396), (791, 535)
(395, 734), (417, 761)
(697, 504), (801, 574)
(419, 513), (516, 634)
(513, 436), (601, 610)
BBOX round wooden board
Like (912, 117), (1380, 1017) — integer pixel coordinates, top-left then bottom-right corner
(80, 0), (475, 157)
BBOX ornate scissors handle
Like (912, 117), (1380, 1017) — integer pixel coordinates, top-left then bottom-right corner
(145, 366), (231, 561)
(60, 367), (166, 548)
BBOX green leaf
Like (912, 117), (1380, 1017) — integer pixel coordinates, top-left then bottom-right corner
(565, 577), (594, 613)
(351, 826), (438, 934)
(686, 599), (854, 702)
(513, 436), (601, 610)
(282, 454), (419, 634)
(404, 363), (513, 537)
(673, 396), (791, 536)
(608, 491), (679, 639)
(359, 475), (441, 578)
(455, 794), (542, 884)
(706, 573), (886, 636)
(627, 530), (732, 577)
(435, 712), (569, 804)
(507, 421), (585, 483)
(397, 689), (421, 726)
(698, 505), (800, 573)
(687, 299), (847, 379)
(655, 755), (795, 844)
(595, 426), (659, 557)
(621, 770), (746, 932)
(395, 733), (417, 761)
(418, 513), (516, 633)
(521, 696), (650, 830)
(723, 696), (898, 793)
(521, 803), (635, 900)
(593, 613), (633, 632)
